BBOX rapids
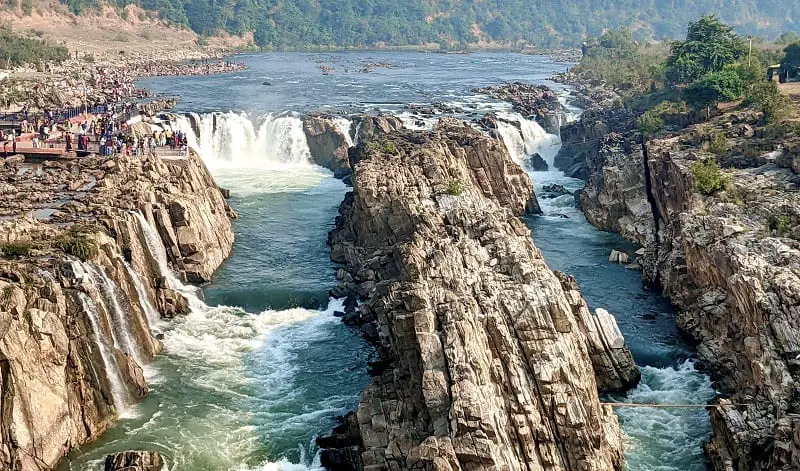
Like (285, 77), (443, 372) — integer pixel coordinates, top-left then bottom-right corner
(67, 52), (714, 471)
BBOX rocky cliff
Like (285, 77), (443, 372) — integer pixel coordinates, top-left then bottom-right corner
(565, 101), (800, 470)
(0, 151), (234, 470)
(319, 119), (636, 471)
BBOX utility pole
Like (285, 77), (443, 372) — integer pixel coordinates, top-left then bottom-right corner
(748, 35), (753, 67)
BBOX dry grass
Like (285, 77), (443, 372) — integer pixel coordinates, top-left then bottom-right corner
(0, 1), (249, 59)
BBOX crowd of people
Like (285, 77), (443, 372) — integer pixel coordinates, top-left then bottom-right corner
(3, 106), (190, 159)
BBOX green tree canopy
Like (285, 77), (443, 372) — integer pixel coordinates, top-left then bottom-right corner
(784, 43), (800, 70)
(666, 15), (747, 84)
(684, 69), (745, 111)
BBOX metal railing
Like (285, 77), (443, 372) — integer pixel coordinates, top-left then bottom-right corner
(0, 105), (110, 124)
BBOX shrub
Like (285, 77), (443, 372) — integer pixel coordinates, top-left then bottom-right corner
(691, 159), (730, 195)
(745, 81), (788, 123)
(768, 215), (792, 236)
(371, 140), (397, 155)
(707, 132), (729, 154)
(0, 243), (32, 258)
(638, 110), (664, 137)
(445, 180), (462, 196)
(83, 53), (95, 63)
(58, 234), (97, 260)
(21, 0), (33, 15)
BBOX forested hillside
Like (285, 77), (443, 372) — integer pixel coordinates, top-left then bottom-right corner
(60, 0), (800, 48)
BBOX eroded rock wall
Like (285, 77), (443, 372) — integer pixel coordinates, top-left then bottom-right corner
(570, 105), (800, 470)
(321, 119), (631, 471)
(0, 151), (233, 470)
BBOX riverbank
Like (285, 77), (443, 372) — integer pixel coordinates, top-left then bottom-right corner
(555, 73), (800, 470)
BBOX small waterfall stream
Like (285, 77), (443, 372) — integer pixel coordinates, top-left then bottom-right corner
(77, 291), (132, 413)
(498, 114), (715, 471)
(85, 264), (144, 364)
(121, 256), (162, 330)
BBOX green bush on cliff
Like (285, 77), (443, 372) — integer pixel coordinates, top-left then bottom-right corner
(58, 233), (98, 261)
(745, 81), (788, 123)
(637, 110), (664, 137)
(0, 243), (32, 258)
(768, 215), (793, 236)
(370, 141), (398, 155)
(691, 158), (730, 195)
(445, 180), (462, 196)
(707, 132), (729, 154)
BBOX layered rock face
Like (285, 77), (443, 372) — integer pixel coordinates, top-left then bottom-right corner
(569, 104), (800, 470)
(321, 119), (634, 471)
(303, 114), (404, 181)
(555, 108), (655, 246)
(0, 152), (233, 470)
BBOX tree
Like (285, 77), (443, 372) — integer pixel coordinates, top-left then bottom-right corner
(684, 69), (745, 117)
(783, 43), (800, 74)
(666, 15), (747, 84)
(253, 22), (273, 49)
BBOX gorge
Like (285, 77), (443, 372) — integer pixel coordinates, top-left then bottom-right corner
(1, 52), (720, 471)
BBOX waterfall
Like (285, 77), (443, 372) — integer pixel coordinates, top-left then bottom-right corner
(332, 116), (354, 148)
(496, 112), (562, 167)
(121, 256), (161, 330)
(131, 212), (184, 291)
(175, 112), (313, 170)
(77, 291), (132, 413)
(86, 264), (144, 364)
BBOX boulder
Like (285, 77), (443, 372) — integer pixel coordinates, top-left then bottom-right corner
(302, 115), (352, 178)
(608, 249), (630, 264)
(104, 451), (165, 471)
(526, 152), (549, 171)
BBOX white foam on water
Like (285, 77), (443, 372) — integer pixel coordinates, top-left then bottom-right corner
(615, 361), (716, 471)
(496, 112), (561, 166)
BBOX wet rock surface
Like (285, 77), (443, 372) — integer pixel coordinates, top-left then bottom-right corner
(104, 451), (165, 471)
(473, 82), (565, 134)
(320, 118), (634, 470)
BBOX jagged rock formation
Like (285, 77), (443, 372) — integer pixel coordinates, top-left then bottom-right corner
(320, 118), (635, 471)
(567, 102), (800, 470)
(104, 451), (165, 471)
(302, 114), (405, 181)
(0, 151), (234, 470)
(473, 83), (565, 134)
(303, 115), (353, 179)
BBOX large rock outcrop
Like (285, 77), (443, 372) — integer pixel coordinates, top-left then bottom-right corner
(571, 104), (800, 470)
(320, 119), (635, 471)
(0, 151), (234, 470)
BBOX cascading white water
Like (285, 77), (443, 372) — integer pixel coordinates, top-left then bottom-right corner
(176, 112), (313, 170)
(131, 212), (184, 292)
(121, 256), (162, 330)
(496, 112), (562, 167)
(332, 116), (354, 148)
(77, 291), (132, 413)
(86, 264), (144, 364)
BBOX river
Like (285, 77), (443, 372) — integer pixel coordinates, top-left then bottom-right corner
(66, 52), (714, 471)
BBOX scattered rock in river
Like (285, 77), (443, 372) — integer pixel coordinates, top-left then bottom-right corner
(104, 451), (165, 471)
